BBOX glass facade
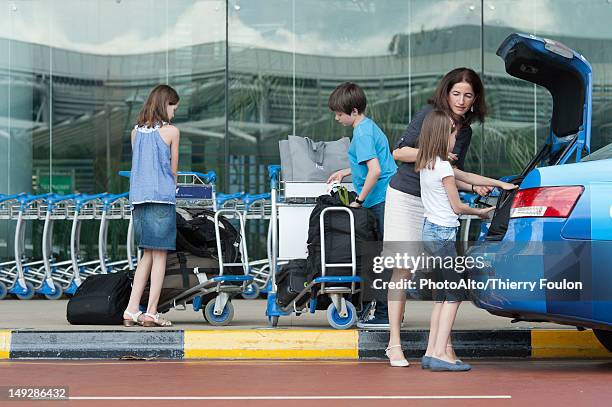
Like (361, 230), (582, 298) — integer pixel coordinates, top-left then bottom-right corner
(1, 0), (611, 259)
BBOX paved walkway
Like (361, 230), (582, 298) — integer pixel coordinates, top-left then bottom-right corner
(0, 299), (569, 331)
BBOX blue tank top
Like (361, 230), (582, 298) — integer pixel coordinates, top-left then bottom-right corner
(129, 124), (176, 205)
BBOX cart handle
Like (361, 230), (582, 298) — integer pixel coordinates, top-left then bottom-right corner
(0, 193), (25, 203)
(216, 192), (245, 206)
(74, 193), (109, 211)
(243, 193), (271, 209)
(268, 165), (281, 189)
(102, 192), (129, 210)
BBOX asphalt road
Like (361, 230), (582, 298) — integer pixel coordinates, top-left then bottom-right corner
(1, 359), (611, 406)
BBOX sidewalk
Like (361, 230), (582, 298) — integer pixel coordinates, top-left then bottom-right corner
(1, 299), (609, 360)
(0, 298), (564, 331)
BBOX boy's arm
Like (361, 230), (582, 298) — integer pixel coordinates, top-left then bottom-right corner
(351, 158), (381, 207)
(442, 176), (494, 218)
(327, 168), (351, 184)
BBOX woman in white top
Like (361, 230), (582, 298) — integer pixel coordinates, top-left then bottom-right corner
(415, 109), (516, 371)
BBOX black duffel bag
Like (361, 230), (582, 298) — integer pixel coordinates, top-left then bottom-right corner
(66, 271), (131, 325)
(276, 259), (310, 308)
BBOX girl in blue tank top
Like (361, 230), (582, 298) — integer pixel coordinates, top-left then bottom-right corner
(123, 85), (180, 328)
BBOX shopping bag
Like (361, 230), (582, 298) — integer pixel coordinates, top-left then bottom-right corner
(279, 135), (351, 182)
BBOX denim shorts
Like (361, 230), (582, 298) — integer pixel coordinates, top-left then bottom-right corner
(133, 203), (176, 251)
(422, 218), (467, 302)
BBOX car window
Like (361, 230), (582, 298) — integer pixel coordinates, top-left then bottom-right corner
(582, 142), (612, 162)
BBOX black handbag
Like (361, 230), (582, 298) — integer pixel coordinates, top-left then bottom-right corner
(66, 271), (132, 325)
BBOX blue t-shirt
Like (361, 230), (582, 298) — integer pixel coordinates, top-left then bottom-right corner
(348, 117), (397, 208)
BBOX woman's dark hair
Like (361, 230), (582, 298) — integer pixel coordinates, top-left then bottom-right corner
(136, 84), (180, 127)
(328, 82), (367, 115)
(428, 67), (487, 126)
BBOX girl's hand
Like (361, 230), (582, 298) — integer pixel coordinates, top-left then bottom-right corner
(473, 185), (494, 196)
(476, 206), (495, 219)
(499, 182), (518, 191)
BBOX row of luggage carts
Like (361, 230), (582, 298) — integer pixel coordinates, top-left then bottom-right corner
(0, 191), (135, 301)
(0, 172), (275, 324)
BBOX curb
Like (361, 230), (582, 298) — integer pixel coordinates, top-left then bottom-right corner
(0, 329), (609, 360)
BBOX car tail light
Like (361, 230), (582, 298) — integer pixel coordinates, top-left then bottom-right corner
(510, 186), (584, 218)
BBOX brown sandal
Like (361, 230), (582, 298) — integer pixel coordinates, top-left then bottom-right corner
(142, 312), (172, 327)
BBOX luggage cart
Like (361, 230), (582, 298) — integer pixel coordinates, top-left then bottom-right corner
(65, 193), (109, 292)
(175, 171), (218, 211)
(93, 192), (131, 274)
(38, 193), (80, 299)
(0, 193), (24, 300)
(121, 170), (254, 326)
(265, 165), (362, 329)
(239, 192), (272, 299)
(7, 193), (54, 299)
(187, 184), (254, 325)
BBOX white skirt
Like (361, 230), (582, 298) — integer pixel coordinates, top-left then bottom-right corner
(383, 186), (424, 241)
(381, 186), (425, 263)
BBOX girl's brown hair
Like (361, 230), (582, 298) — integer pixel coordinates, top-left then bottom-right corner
(428, 67), (487, 126)
(415, 110), (454, 172)
(136, 85), (180, 127)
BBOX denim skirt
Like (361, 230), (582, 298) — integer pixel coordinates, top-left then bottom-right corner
(132, 203), (176, 251)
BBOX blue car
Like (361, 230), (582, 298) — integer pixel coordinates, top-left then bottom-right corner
(468, 33), (612, 352)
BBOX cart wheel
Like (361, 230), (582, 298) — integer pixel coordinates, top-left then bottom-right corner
(241, 283), (260, 300)
(326, 301), (357, 330)
(0, 282), (7, 300)
(15, 282), (35, 300)
(204, 299), (234, 326)
(44, 282), (64, 300)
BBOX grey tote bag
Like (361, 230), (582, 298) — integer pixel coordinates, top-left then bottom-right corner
(280, 136), (351, 182)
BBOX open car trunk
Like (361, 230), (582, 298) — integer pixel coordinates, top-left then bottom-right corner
(484, 33), (592, 241)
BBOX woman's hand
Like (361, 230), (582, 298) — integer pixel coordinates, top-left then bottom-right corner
(448, 152), (459, 162)
(499, 182), (518, 191)
(476, 206), (495, 219)
(327, 168), (350, 184)
(349, 201), (361, 208)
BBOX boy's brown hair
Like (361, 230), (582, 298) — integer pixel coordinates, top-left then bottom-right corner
(136, 84), (180, 127)
(328, 82), (367, 115)
(415, 110), (455, 171)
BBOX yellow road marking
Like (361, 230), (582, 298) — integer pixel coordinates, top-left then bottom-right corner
(531, 329), (611, 358)
(184, 329), (358, 359)
(0, 330), (11, 359)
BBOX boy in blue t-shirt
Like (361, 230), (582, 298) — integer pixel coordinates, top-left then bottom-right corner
(327, 82), (397, 328)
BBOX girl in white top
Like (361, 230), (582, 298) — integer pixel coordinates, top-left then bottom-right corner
(415, 109), (517, 371)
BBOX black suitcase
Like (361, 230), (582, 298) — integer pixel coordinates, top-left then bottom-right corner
(66, 271), (131, 325)
(276, 259), (310, 308)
